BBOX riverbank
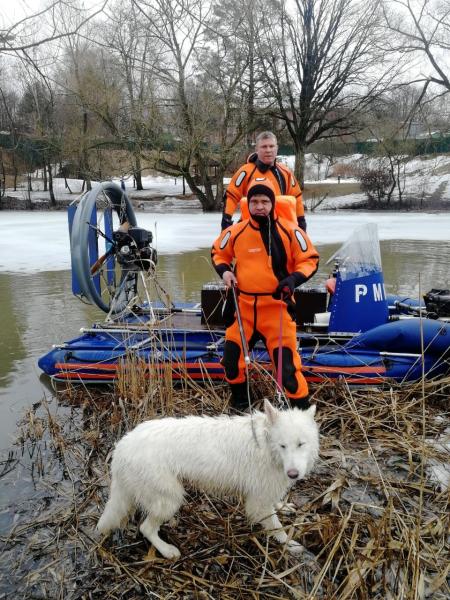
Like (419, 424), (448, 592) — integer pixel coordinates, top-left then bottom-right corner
(2, 177), (449, 214)
(0, 175), (201, 211)
(2, 190), (449, 213)
(2, 153), (450, 213)
(2, 377), (449, 599)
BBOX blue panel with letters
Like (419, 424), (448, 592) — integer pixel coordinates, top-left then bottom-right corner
(329, 269), (389, 333)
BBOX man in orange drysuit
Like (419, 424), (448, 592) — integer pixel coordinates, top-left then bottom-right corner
(212, 179), (319, 411)
(222, 131), (307, 232)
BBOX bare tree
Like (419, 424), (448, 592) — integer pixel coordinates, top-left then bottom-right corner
(17, 76), (60, 205)
(0, 84), (21, 193)
(360, 86), (429, 205)
(0, 0), (113, 200)
(0, 0), (109, 54)
(99, 1), (165, 190)
(383, 0), (450, 96)
(255, 0), (401, 185)
(131, 0), (254, 211)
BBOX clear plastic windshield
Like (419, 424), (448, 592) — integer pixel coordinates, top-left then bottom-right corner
(326, 223), (382, 281)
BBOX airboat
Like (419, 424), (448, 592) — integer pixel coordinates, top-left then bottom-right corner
(38, 182), (450, 385)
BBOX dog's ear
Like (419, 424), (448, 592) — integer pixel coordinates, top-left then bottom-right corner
(306, 404), (316, 417)
(264, 398), (278, 425)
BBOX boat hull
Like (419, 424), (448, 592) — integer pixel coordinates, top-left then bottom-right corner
(38, 318), (450, 385)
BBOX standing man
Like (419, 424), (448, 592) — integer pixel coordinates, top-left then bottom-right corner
(212, 179), (319, 411)
(222, 131), (307, 231)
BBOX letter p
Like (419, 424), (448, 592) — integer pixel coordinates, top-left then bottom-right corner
(355, 284), (367, 303)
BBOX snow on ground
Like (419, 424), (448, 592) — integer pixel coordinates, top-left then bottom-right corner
(1, 210), (450, 275)
(4, 153), (450, 210)
(278, 153), (358, 182)
(4, 175), (187, 202)
(317, 153), (450, 205)
(2, 172), (364, 211)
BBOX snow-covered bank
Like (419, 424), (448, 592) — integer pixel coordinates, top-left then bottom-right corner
(1, 210), (450, 274)
(3, 175), (186, 200)
(3, 152), (450, 213)
(278, 153), (450, 209)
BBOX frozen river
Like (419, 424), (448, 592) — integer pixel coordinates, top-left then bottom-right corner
(1, 209), (450, 273)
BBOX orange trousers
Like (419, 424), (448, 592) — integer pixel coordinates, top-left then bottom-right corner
(222, 293), (309, 400)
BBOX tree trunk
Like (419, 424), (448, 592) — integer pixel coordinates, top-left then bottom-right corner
(215, 170), (225, 208)
(65, 175), (72, 193)
(134, 153), (143, 190)
(184, 167), (221, 212)
(63, 165), (72, 193)
(192, 154), (223, 211)
(396, 161), (406, 206)
(294, 142), (307, 188)
(13, 155), (18, 191)
(26, 172), (33, 210)
(43, 159), (48, 192)
(385, 158), (396, 205)
(81, 111), (91, 191)
(246, 8), (255, 146)
(48, 163), (56, 207)
(0, 150), (5, 202)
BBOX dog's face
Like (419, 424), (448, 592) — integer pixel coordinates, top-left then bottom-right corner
(264, 399), (319, 481)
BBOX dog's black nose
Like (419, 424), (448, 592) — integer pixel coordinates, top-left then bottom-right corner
(287, 469), (299, 479)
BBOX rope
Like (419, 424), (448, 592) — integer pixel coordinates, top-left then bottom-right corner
(275, 298), (289, 409)
(230, 284), (259, 445)
(277, 299), (284, 394)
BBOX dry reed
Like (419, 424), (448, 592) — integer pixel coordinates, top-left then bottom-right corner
(1, 369), (449, 599)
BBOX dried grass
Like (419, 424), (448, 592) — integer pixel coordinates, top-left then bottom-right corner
(1, 371), (449, 599)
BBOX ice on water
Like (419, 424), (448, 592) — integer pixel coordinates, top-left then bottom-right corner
(1, 209), (450, 274)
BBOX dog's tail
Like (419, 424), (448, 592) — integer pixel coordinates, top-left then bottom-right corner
(97, 477), (132, 535)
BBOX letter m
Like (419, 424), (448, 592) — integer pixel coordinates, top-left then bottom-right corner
(372, 282), (385, 302)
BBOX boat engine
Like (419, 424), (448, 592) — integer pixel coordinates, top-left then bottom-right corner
(69, 181), (163, 314)
(113, 226), (157, 271)
(423, 289), (450, 318)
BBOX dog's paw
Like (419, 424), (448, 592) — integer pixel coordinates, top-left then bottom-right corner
(286, 540), (304, 556)
(157, 542), (181, 560)
(276, 501), (297, 515)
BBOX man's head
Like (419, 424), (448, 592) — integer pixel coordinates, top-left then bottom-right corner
(255, 131), (278, 166)
(247, 179), (276, 221)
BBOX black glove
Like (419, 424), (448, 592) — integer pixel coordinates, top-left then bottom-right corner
(297, 216), (307, 232)
(273, 275), (297, 300)
(221, 213), (233, 231)
(222, 289), (236, 327)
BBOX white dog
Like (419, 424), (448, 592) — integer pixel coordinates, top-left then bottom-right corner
(97, 399), (319, 559)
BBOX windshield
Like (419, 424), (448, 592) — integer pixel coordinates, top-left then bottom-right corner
(327, 223), (382, 281)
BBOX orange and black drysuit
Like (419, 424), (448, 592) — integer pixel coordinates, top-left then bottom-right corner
(222, 153), (307, 231)
(212, 191), (319, 409)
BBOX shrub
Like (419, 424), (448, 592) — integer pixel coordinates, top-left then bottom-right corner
(359, 167), (391, 206)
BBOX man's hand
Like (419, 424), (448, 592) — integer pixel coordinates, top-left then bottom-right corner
(223, 271), (237, 288)
(221, 214), (233, 231)
(274, 275), (297, 300)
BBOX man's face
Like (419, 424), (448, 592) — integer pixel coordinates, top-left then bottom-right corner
(256, 137), (278, 165)
(248, 194), (272, 218)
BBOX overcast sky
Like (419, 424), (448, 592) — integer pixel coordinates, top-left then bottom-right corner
(0, 0), (103, 27)
(1, 0), (45, 24)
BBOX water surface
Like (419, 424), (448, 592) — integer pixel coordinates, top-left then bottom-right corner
(1, 235), (449, 450)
